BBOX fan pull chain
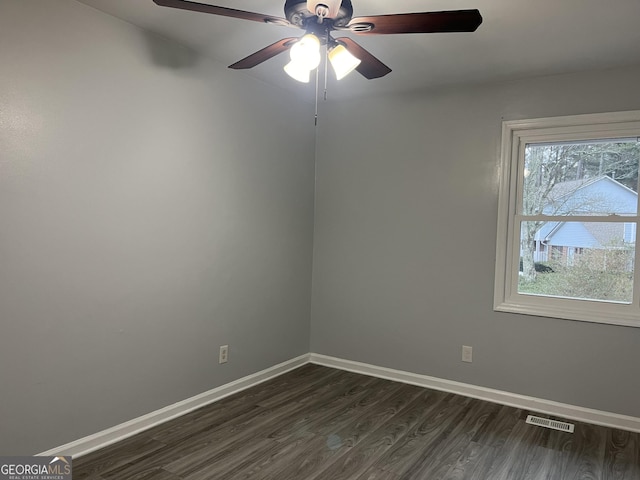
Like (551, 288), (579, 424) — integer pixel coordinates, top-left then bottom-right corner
(316, 37), (330, 126)
(324, 41), (329, 101)
(314, 63), (319, 126)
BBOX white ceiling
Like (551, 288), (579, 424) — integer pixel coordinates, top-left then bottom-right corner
(76, 0), (640, 100)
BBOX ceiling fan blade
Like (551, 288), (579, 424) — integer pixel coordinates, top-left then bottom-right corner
(348, 10), (482, 35)
(153, 0), (293, 27)
(335, 38), (392, 79)
(229, 38), (298, 69)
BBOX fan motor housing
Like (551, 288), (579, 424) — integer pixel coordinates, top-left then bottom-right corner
(284, 0), (353, 28)
(307, 0), (340, 19)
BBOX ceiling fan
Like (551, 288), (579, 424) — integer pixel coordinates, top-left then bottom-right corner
(152, 0), (482, 83)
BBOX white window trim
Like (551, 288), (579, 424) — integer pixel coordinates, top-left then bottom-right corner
(494, 110), (640, 328)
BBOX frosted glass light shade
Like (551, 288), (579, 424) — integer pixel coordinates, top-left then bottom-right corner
(328, 44), (361, 80)
(284, 61), (311, 83)
(289, 34), (321, 70)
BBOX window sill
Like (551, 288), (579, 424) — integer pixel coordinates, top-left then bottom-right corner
(494, 299), (640, 328)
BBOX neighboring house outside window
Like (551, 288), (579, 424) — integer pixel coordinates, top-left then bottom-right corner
(494, 111), (640, 327)
(528, 176), (637, 267)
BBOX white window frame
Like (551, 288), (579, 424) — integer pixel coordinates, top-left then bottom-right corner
(494, 111), (640, 328)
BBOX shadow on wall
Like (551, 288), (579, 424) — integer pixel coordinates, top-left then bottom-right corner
(142, 31), (202, 70)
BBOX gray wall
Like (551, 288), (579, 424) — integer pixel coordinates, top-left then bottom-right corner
(0, 0), (315, 455)
(311, 65), (640, 418)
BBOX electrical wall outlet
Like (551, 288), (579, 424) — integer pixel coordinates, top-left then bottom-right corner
(219, 345), (229, 364)
(462, 345), (473, 363)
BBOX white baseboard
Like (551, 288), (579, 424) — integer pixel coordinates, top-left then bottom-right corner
(309, 353), (640, 433)
(39, 351), (640, 458)
(38, 354), (310, 458)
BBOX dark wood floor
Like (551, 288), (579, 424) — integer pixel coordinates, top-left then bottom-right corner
(73, 364), (640, 480)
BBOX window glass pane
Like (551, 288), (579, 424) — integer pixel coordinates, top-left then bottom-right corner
(518, 221), (635, 303)
(521, 141), (640, 215)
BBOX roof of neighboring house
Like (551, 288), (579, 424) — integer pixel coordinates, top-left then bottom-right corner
(548, 175), (637, 202)
(547, 176), (602, 202)
(543, 175), (637, 216)
(583, 223), (625, 247)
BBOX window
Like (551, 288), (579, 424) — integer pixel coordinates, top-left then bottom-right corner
(494, 111), (640, 327)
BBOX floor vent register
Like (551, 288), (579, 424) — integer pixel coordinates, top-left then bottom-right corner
(526, 414), (575, 433)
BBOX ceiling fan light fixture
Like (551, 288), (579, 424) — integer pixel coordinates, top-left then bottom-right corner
(284, 60), (311, 83)
(328, 44), (361, 80)
(289, 34), (322, 70)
